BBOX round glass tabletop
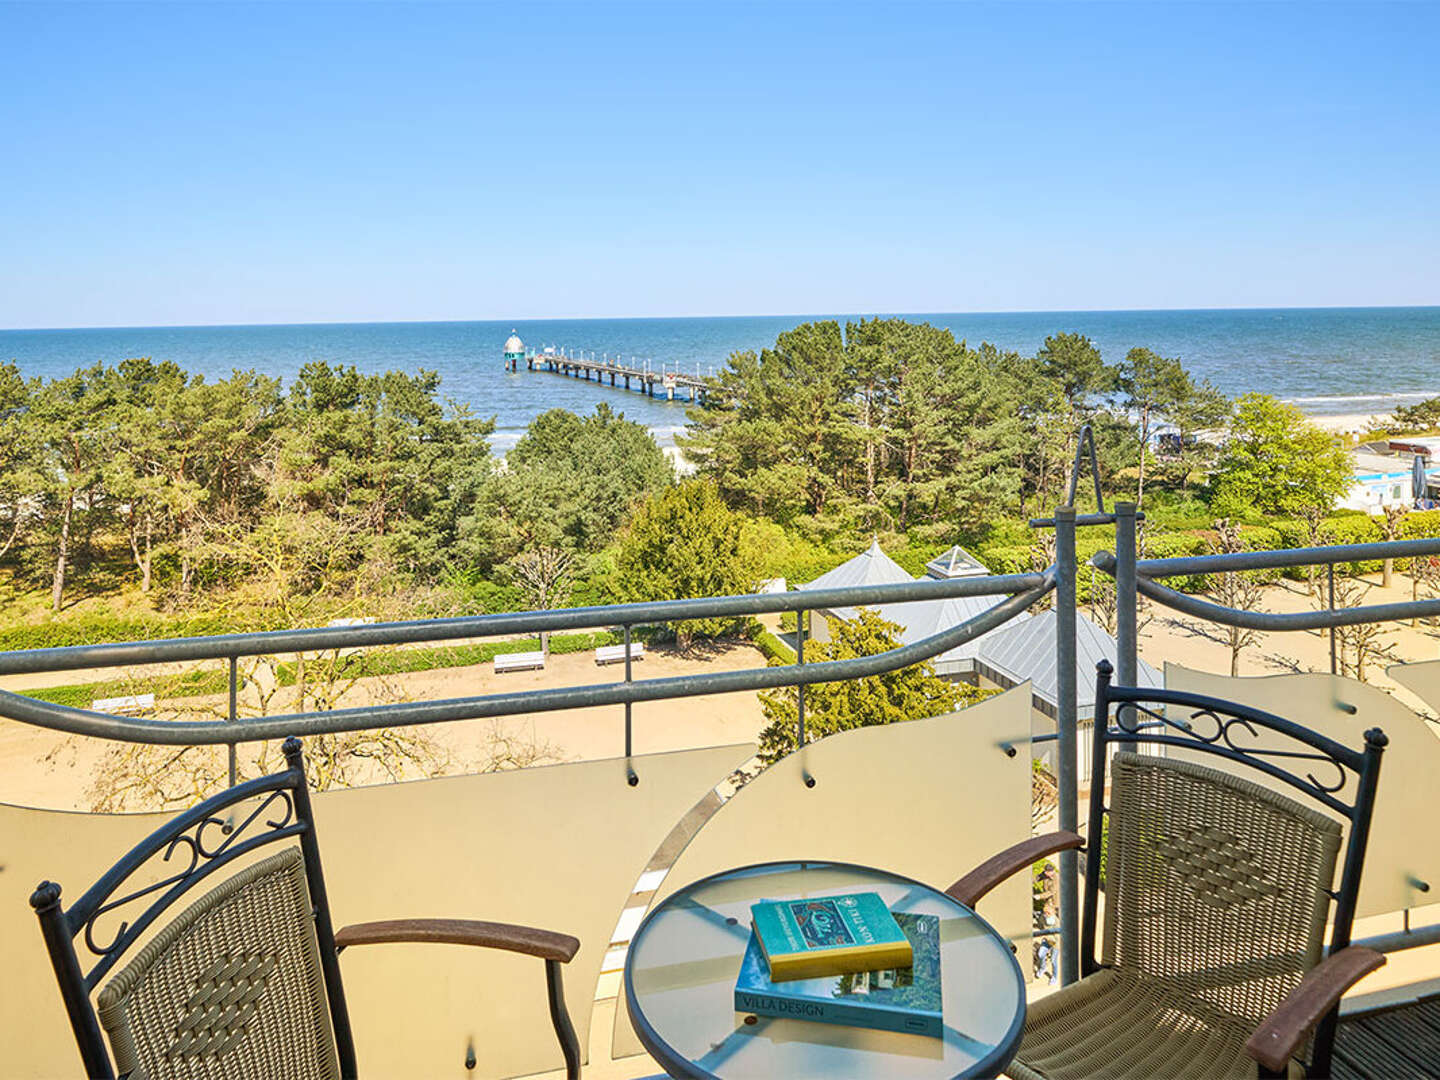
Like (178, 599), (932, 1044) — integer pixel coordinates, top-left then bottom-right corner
(624, 860), (1026, 1080)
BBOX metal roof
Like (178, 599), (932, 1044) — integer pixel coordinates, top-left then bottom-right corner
(976, 609), (1161, 718)
(863, 594), (1030, 664)
(799, 539), (913, 618)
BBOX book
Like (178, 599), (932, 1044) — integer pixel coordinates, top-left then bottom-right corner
(749, 892), (911, 981)
(733, 912), (943, 1038)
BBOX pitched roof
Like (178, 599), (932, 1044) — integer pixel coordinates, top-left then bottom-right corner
(864, 594), (1030, 664)
(976, 609), (1161, 718)
(798, 539), (913, 618)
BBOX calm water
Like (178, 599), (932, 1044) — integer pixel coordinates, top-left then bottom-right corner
(4, 308), (1438, 448)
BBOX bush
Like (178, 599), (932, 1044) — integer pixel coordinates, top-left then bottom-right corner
(754, 629), (796, 664)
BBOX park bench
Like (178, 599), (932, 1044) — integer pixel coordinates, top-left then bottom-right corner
(91, 693), (155, 716)
(595, 642), (645, 666)
(494, 650), (546, 674)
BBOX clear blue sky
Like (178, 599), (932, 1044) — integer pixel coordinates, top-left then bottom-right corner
(3, 1), (1437, 328)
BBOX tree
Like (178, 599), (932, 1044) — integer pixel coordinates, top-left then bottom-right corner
(501, 405), (671, 554)
(756, 609), (973, 763)
(508, 545), (573, 655)
(1327, 576), (1399, 682)
(30, 364), (115, 611)
(1380, 505), (1407, 588)
(0, 363), (41, 561)
(615, 479), (754, 645)
(1118, 347), (1187, 507)
(1208, 519), (1265, 677)
(1036, 333), (1118, 414)
(1209, 394), (1350, 520)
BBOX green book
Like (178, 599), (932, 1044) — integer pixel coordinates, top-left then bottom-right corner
(750, 892), (911, 981)
(734, 912), (943, 1038)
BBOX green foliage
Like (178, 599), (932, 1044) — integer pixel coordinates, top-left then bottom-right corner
(1037, 333), (1118, 409)
(753, 629), (796, 664)
(492, 404), (672, 557)
(1389, 396), (1440, 435)
(756, 610), (968, 763)
(1209, 394), (1350, 519)
(615, 479), (755, 643)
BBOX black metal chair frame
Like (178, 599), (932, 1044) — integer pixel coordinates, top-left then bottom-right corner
(29, 737), (582, 1080)
(1087, 660), (1387, 1078)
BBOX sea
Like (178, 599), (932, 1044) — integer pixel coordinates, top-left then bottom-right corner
(3, 307), (1438, 452)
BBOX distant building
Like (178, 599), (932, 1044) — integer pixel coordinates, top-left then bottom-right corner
(503, 331), (526, 371)
(1340, 448), (1437, 512)
(798, 539), (913, 643)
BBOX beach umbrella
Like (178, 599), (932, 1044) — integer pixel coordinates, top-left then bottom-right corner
(1414, 454), (1428, 505)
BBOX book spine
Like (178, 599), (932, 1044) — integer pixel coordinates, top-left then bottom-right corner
(733, 989), (941, 1038)
(766, 940), (914, 982)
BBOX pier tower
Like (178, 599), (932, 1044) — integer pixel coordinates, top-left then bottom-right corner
(503, 331), (525, 372)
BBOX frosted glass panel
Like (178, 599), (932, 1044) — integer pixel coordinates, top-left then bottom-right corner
(1165, 664), (1440, 918)
(614, 685), (1035, 1060)
(0, 743), (753, 1080)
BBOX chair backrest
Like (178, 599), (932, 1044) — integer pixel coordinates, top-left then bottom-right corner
(30, 737), (357, 1080)
(1084, 661), (1387, 1071)
(97, 847), (340, 1080)
(1100, 751), (1341, 1027)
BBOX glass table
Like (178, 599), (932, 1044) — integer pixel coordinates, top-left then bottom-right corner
(624, 860), (1026, 1079)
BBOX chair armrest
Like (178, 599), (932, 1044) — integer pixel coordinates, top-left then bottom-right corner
(334, 918), (580, 963)
(1245, 947), (1386, 1073)
(944, 830), (1084, 908)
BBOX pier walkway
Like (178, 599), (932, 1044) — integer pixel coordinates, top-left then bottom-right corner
(507, 347), (715, 403)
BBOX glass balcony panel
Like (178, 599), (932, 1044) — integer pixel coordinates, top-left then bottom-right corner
(612, 684), (1035, 1061)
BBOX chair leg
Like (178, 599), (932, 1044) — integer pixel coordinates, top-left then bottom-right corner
(545, 958), (582, 1080)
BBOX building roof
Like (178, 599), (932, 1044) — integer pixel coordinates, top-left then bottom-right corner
(975, 609), (1162, 719)
(924, 545), (990, 580)
(798, 539), (912, 618)
(503, 332), (525, 354)
(1350, 450), (1416, 478)
(865, 594), (1031, 665)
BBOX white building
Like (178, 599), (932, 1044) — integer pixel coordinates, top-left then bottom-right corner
(1339, 450), (1435, 512)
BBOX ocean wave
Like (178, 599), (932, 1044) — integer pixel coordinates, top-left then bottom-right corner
(1283, 389), (1439, 415)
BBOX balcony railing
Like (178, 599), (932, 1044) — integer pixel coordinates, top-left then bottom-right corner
(5, 442), (1440, 1075)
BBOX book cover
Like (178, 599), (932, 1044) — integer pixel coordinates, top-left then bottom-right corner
(750, 891), (911, 981)
(733, 912), (943, 1038)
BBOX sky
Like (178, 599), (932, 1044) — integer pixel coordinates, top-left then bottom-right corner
(2, 1), (1438, 329)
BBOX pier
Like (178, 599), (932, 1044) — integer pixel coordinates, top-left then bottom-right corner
(503, 334), (716, 403)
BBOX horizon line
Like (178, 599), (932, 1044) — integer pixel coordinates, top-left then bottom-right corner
(4, 302), (1440, 335)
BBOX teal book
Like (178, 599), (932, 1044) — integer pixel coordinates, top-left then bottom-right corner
(733, 912), (943, 1038)
(750, 891), (911, 981)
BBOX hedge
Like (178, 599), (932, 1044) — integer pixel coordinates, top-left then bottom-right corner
(0, 613), (278, 653)
(754, 630), (796, 664)
(24, 630), (625, 710)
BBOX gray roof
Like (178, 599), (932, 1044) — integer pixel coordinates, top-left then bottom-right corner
(864, 594), (1030, 665)
(799, 539), (913, 618)
(976, 609), (1161, 718)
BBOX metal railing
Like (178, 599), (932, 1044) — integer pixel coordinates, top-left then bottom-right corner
(6, 423), (1440, 987)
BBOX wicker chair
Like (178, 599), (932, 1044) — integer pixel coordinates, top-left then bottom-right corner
(30, 737), (584, 1080)
(949, 661), (1388, 1079)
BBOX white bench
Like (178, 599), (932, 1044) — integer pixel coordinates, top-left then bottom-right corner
(595, 642), (645, 666)
(494, 650), (546, 674)
(92, 693), (155, 715)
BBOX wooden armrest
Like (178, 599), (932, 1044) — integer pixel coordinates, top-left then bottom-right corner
(945, 830), (1084, 908)
(334, 918), (580, 963)
(1245, 947), (1386, 1073)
